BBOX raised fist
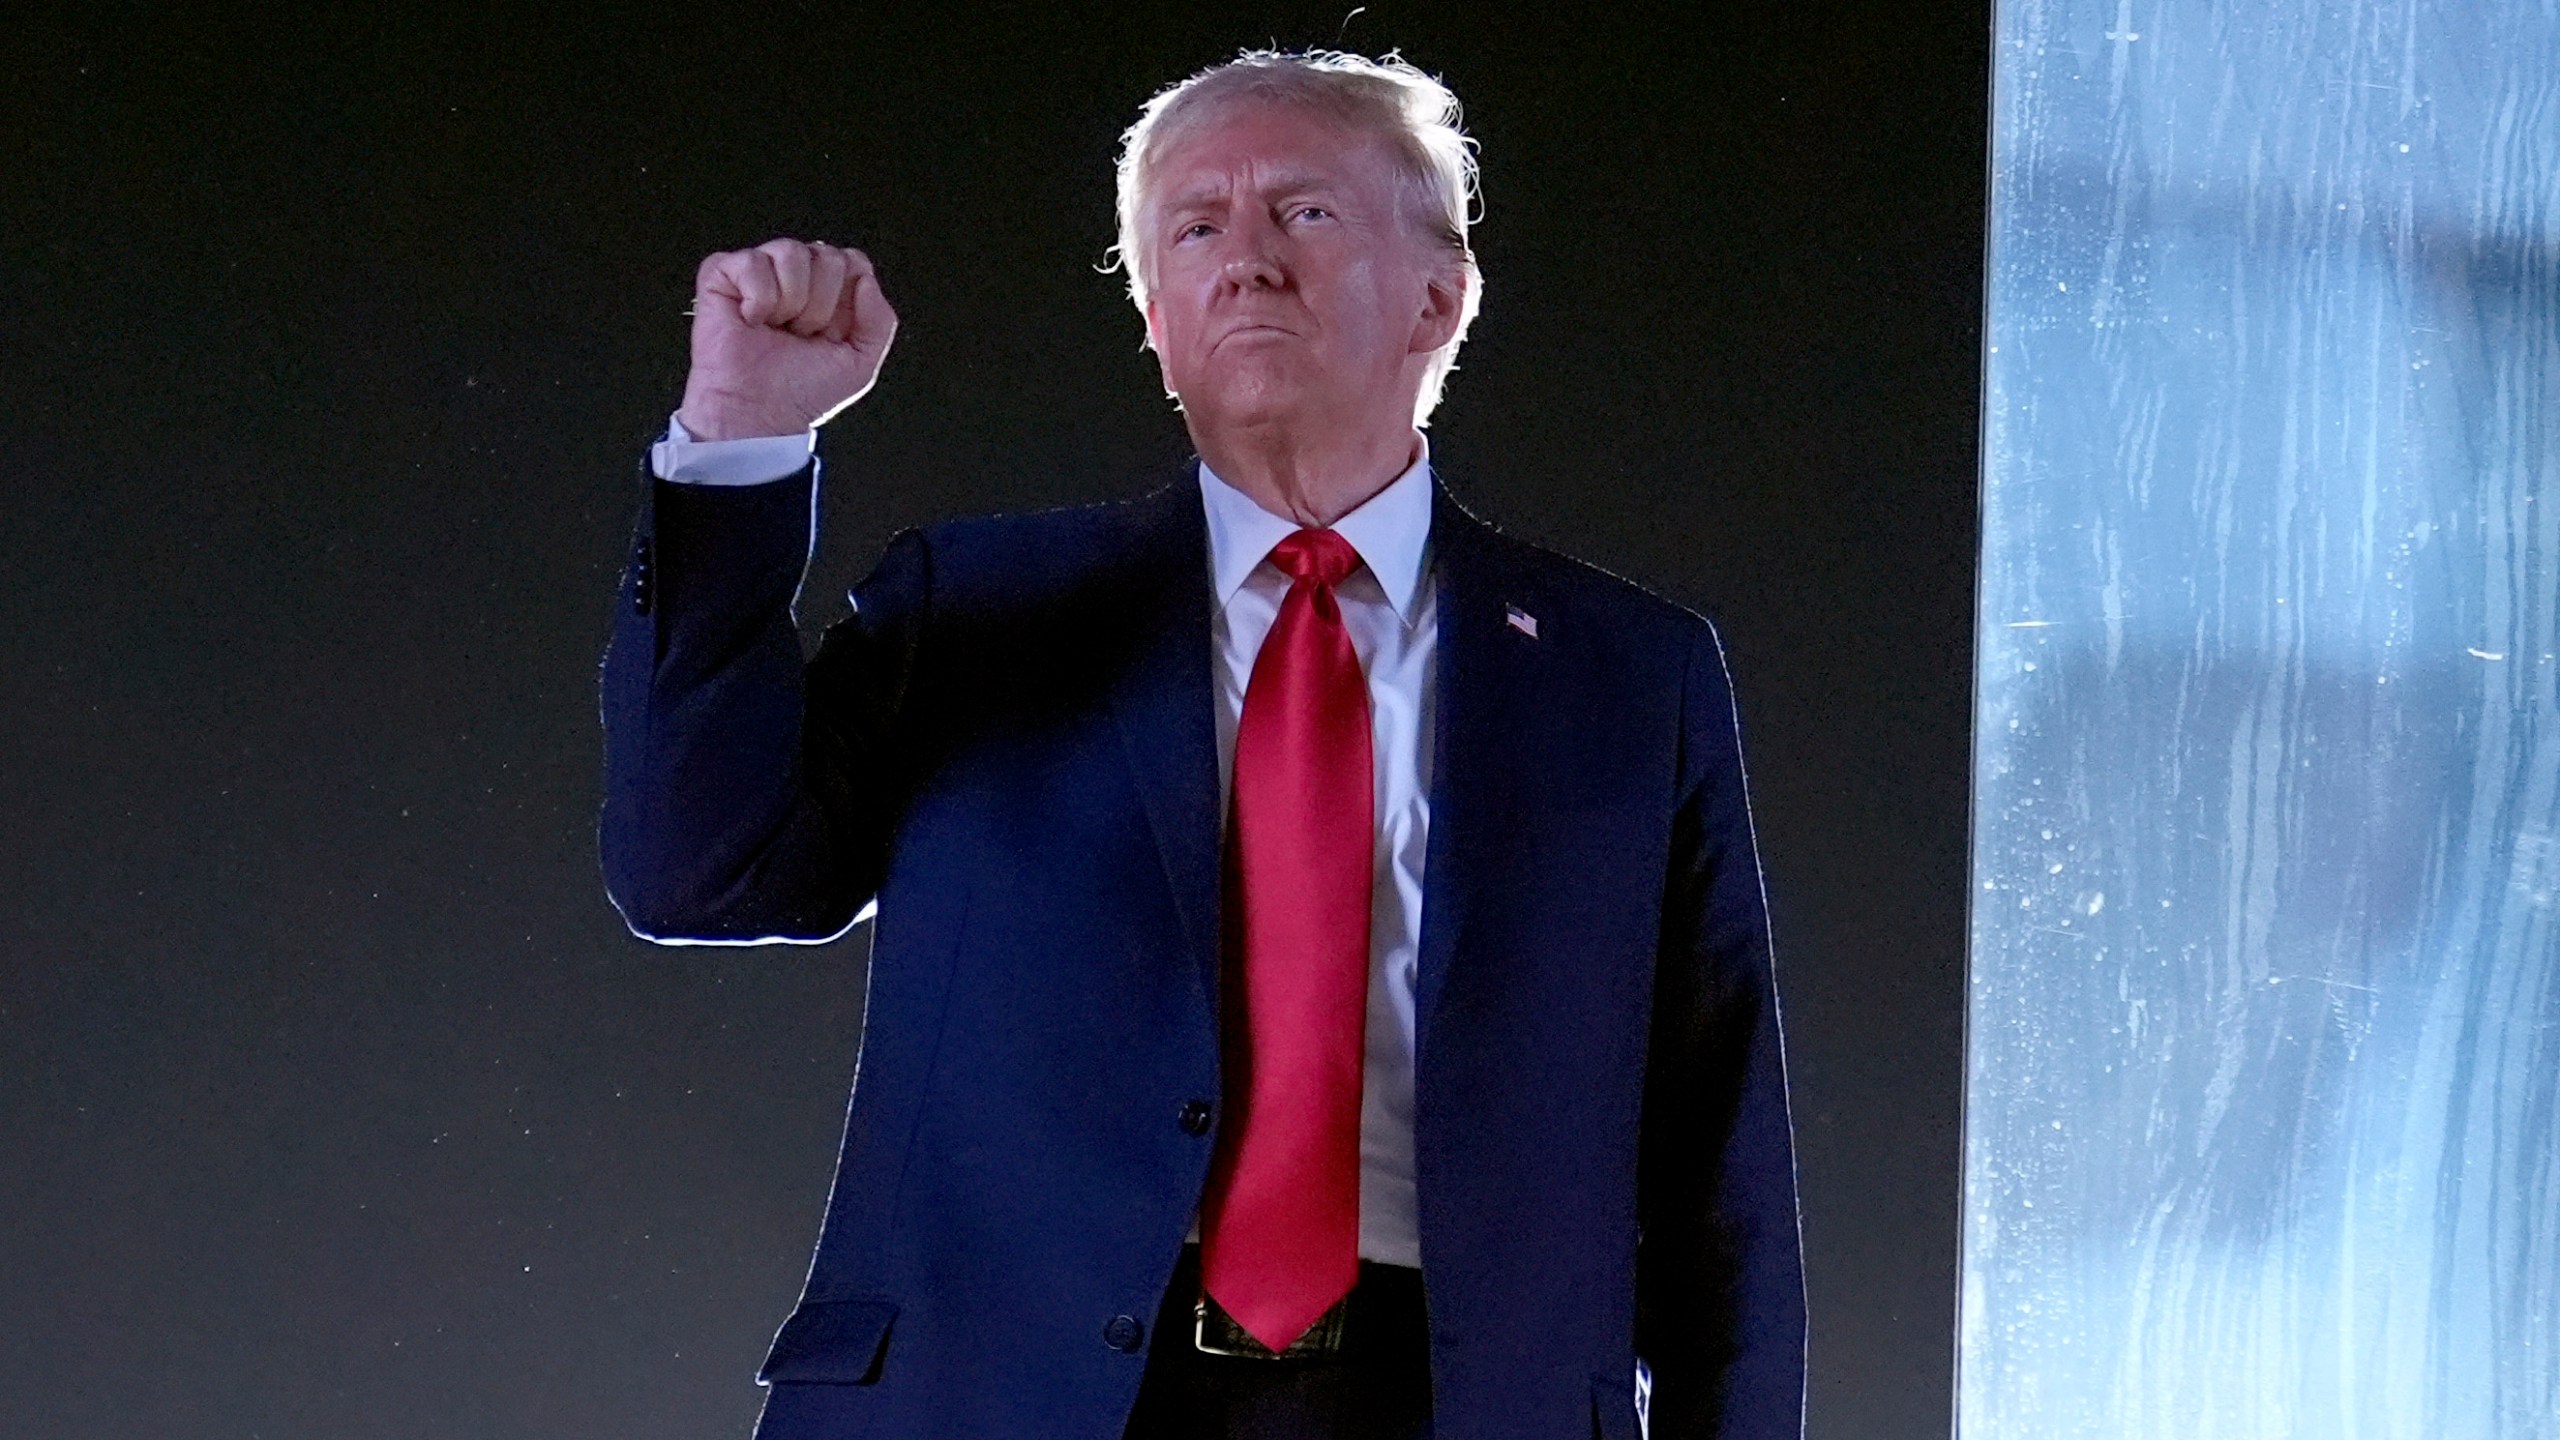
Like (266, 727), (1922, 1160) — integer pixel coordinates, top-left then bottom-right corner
(676, 238), (899, 440)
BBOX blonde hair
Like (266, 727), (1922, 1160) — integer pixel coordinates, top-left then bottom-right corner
(1108, 49), (1484, 425)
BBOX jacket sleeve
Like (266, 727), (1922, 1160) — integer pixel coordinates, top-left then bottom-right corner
(598, 452), (931, 942)
(1636, 617), (1807, 1439)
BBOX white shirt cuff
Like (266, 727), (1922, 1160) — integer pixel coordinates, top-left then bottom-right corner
(649, 411), (817, 486)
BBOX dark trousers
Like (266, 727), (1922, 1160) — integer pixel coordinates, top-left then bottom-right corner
(1121, 1245), (1433, 1440)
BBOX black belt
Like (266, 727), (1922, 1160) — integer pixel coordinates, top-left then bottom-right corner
(1173, 1243), (1427, 1361)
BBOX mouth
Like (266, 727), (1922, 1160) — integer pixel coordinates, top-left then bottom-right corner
(1215, 323), (1301, 346)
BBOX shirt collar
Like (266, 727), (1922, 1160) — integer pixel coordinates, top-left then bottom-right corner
(1197, 433), (1435, 627)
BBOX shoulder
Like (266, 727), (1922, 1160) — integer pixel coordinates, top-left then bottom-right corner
(897, 477), (1198, 608)
(923, 486), (1171, 545)
(1439, 489), (1725, 662)
(1435, 490), (1751, 761)
(920, 481), (1180, 559)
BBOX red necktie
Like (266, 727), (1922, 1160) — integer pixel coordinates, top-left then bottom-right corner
(1199, 527), (1374, 1354)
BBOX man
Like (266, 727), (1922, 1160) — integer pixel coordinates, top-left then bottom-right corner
(601, 49), (1803, 1440)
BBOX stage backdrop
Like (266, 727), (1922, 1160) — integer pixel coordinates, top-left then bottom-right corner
(1964, 1), (2559, 1434)
(0, 5), (1985, 1437)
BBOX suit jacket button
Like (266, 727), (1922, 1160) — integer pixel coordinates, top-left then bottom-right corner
(1178, 1100), (1213, 1136)
(1103, 1314), (1145, 1351)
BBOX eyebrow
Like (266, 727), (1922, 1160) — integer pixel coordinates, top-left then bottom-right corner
(1158, 170), (1345, 215)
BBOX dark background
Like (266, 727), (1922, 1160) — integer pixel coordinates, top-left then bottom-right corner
(0, 3), (1983, 1436)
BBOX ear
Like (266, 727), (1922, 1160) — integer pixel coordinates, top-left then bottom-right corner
(1409, 260), (1469, 356)
(1142, 297), (1181, 402)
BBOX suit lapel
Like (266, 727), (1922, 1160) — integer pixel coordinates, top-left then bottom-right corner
(1107, 475), (1227, 1017)
(1104, 469), (1541, 1046)
(1413, 479), (1536, 1058)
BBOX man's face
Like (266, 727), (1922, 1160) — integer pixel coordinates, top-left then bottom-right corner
(1141, 101), (1456, 433)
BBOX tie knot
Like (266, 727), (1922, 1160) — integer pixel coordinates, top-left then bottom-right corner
(1268, 528), (1363, 589)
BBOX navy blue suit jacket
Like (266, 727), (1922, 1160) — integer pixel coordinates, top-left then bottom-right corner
(599, 457), (1804, 1440)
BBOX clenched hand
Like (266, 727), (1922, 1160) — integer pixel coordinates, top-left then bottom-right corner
(676, 238), (899, 440)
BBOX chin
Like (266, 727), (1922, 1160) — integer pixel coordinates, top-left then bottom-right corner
(1187, 369), (1312, 430)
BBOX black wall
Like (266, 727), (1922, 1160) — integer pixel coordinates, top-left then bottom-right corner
(0, 4), (1984, 1436)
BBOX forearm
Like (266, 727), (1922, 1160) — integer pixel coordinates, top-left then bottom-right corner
(1637, 974), (1805, 1438)
(1638, 1005), (1804, 1438)
(598, 456), (865, 941)
(597, 230), (906, 941)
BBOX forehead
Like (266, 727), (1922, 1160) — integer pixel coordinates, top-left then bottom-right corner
(1146, 100), (1401, 206)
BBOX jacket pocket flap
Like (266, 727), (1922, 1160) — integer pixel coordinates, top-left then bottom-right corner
(757, 1298), (899, 1385)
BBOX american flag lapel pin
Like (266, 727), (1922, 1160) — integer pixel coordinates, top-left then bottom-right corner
(1504, 603), (1539, 638)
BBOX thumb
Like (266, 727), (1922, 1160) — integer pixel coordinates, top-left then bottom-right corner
(822, 258), (897, 348)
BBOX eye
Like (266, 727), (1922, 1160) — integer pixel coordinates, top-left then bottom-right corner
(1291, 205), (1333, 223)
(1177, 221), (1216, 241)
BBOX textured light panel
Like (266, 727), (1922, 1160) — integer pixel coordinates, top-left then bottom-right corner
(1962, 2), (2560, 1435)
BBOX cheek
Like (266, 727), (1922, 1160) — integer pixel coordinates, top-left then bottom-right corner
(1162, 306), (1214, 369)
(1147, 291), (1201, 354)
(1331, 259), (1415, 341)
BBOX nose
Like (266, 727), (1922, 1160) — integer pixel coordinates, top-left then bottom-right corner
(1222, 256), (1281, 289)
(1217, 215), (1286, 291)
(1219, 249), (1284, 290)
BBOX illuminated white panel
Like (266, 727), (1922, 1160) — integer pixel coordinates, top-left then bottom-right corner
(1962, 3), (2559, 1435)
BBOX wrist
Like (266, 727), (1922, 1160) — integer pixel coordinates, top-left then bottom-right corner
(675, 389), (810, 442)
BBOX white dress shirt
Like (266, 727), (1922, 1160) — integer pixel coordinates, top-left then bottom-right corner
(653, 420), (1436, 1268)
(651, 412), (818, 484)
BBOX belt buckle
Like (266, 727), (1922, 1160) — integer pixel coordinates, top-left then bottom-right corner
(1193, 1290), (1348, 1359)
